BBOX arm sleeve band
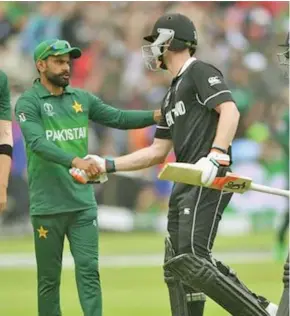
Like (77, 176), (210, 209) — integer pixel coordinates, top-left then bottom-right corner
(0, 144), (13, 158)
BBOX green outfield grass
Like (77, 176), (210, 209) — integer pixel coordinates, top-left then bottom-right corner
(0, 230), (284, 315)
(0, 230), (278, 254)
(0, 262), (283, 316)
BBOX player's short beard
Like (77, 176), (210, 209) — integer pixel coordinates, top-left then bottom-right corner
(45, 70), (70, 88)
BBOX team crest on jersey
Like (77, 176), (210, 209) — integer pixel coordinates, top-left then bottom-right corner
(208, 76), (221, 86)
(43, 103), (55, 117)
(72, 100), (83, 113)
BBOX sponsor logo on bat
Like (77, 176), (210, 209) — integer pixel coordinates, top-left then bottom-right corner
(224, 181), (247, 190)
(212, 176), (239, 189)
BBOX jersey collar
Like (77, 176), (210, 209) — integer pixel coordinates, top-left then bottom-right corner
(176, 57), (197, 77)
(33, 79), (74, 98)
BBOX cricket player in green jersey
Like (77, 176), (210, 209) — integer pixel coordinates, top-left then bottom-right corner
(0, 70), (13, 212)
(15, 39), (161, 316)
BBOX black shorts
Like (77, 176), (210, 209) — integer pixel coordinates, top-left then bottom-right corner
(167, 173), (233, 259)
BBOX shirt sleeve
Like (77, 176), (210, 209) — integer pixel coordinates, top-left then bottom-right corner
(15, 97), (76, 167)
(0, 72), (12, 121)
(88, 93), (156, 129)
(192, 63), (234, 110)
(154, 105), (171, 140)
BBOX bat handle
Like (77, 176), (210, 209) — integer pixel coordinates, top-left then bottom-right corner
(250, 183), (290, 198)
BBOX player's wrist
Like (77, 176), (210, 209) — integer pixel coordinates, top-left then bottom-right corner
(208, 152), (230, 166)
(0, 144), (13, 159)
(105, 158), (116, 173)
(211, 145), (227, 154)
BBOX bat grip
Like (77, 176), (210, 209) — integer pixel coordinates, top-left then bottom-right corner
(250, 183), (290, 198)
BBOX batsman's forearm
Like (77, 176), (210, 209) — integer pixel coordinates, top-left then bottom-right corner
(213, 104), (240, 151)
(0, 120), (12, 145)
(114, 147), (162, 171)
(0, 155), (11, 188)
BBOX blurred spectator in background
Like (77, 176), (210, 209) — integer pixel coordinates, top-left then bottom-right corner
(19, 2), (61, 56)
(0, 5), (14, 47)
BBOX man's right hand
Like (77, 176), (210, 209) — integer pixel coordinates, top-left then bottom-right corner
(71, 157), (101, 178)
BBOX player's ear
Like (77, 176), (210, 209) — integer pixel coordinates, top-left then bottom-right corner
(36, 60), (46, 74)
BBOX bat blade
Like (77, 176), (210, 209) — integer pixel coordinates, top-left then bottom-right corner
(158, 162), (252, 194)
(158, 162), (202, 185)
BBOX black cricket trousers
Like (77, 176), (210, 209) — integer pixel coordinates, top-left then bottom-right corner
(167, 179), (232, 260)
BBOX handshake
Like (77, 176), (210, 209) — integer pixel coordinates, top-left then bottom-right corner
(70, 155), (115, 184)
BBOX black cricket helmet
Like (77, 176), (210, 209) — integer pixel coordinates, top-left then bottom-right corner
(142, 13), (198, 71)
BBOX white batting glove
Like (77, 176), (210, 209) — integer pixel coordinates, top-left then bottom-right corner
(195, 152), (230, 186)
(69, 155), (108, 184)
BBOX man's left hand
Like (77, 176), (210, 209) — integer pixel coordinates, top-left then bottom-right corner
(195, 151), (230, 186)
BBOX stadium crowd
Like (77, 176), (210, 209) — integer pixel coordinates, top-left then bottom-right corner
(0, 1), (288, 225)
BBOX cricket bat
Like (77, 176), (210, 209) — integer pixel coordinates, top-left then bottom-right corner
(158, 162), (290, 198)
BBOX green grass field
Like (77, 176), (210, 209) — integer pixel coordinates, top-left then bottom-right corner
(0, 230), (278, 254)
(0, 263), (283, 316)
(0, 231), (285, 316)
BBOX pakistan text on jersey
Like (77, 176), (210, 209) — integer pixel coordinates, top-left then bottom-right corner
(46, 127), (87, 142)
(165, 101), (186, 127)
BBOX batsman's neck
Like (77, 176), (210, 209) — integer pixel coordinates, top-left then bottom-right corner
(40, 76), (64, 96)
(166, 50), (192, 78)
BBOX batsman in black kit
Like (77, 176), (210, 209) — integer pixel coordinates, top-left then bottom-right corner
(72, 14), (278, 316)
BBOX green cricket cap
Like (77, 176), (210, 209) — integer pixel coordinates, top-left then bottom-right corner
(34, 39), (82, 62)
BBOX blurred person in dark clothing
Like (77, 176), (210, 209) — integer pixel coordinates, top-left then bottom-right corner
(60, 3), (92, 50)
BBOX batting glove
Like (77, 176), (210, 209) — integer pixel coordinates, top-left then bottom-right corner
(70, 155), (108, 184)
(195, 152), (230, 186)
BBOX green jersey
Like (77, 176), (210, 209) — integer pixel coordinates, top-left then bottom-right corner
(0, 70), (11, 121)
(15, 80), (156, 216)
